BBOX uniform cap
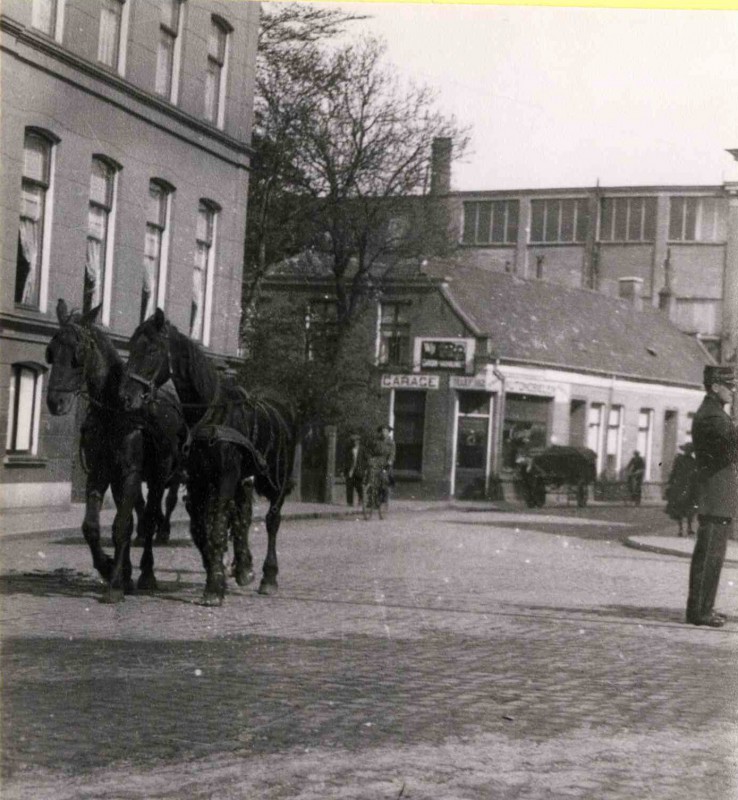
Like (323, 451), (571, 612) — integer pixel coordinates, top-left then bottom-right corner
(704, 365), (736, 387)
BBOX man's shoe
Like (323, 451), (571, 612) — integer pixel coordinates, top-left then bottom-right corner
(688, 614), (725, 628)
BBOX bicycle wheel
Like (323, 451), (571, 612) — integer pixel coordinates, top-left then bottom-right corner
(361, 483), (373, 520)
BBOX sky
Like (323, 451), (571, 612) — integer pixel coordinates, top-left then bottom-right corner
(328, 2), (738, 191)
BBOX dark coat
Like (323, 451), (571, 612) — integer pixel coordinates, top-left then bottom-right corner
(665, 453), (699, 520)
(692, 394), (738, 518)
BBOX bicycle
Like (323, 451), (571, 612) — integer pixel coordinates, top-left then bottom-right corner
(361, 460), (389, 520)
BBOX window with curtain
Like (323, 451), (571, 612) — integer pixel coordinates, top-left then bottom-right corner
(16, 132), (52, 308)
(156, 0), (182, 99)
(6, 365), (43, 455)
(84, 158), (116, 314)
(98, 0), (123, 69)
(204, 17), (229, 125)
(141, 182), (169, 322)
(378, 302), (411, 366)
(637, 409), (653, 478)
(605, 405), (622, 477)
(191, 202), (216, 341)
(587, 403), (603, 469)
(31, 0), (58, 36)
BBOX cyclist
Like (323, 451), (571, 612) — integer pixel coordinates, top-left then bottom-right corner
(366, 425), (395, 503)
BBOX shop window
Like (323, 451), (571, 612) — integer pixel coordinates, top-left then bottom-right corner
(16, 130), (56, 310)
(599, 197), (656, 242)
(85, 157), (118, 318)
(141, 180), (173, 322)
(191, 200), (218, 343)
(205, 16), (231, 127)
(462, 200), (519, 245)
(156, 0), (183, 100)
(32, 0), (65, 39)
(502, 394), (550, 469)
(394, 390), (426, 472)
(305, 300), (337, 362)
(456, 391), (490, 471)
(668, 197), (726, 242)
(530, 198), (588, 243)
(378, 302), (410, 366)
(637, 408), (653, 479)
(605, 405), (623, 478)
(6, 364), (45, 456)
(98, 0), (128, 73)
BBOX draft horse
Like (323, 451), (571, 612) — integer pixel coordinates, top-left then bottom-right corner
(120, 309), (296, 607)
(45, 300), (185, 602)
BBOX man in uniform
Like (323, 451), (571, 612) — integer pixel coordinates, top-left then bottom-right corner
(686, 365), (738, 628)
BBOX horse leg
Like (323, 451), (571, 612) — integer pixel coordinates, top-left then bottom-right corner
(104, 471), (140, 603)
(132, 485), (146, 545)
(258, 499), (282, 596)
(156, 480), (179, 545)
(202, 487), (229, 606)
(230, 479), (255, 587)
(138, 480), (165, 592)
(82, 478), (113, 582)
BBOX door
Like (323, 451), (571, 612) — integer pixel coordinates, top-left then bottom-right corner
(454, 391), (492, 499)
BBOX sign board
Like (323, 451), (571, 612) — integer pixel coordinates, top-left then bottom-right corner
(419, 339), (469, 370)
(381, 374), (440, 390)
(505, 378), (557, 397)
(450, 374), (500, 391)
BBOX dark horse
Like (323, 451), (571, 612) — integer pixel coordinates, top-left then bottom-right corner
(45, 300), (185, 602)
(120, 309), (296, 606)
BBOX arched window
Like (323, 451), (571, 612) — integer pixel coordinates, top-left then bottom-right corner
(6, 363), (47, 456)
(204, 15), (231, 127)
(191, 200), (220, 343)
(85, 156), (119, 318)
(141, 179), (174, 321)
(16, 129), (58, 310)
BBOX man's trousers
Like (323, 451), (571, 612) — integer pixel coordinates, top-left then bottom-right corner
(686, 516), (731, 622)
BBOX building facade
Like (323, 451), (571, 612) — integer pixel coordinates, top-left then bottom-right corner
(0, 0), (259, 508)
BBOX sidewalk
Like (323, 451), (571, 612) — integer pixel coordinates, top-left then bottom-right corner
(625, 532), (738, 564)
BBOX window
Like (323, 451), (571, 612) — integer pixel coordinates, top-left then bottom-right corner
(456, 391), (491, 471)
(605, 405), (623, 477)
(305, 300), (337, 362)
(462, 200), (519, 245)
(156, 0), (183, 100)
(204, 16), (230, 126)
(668, 197), (726, 242)
(98, 0), (126, 71)
(530, 198), (588, 243)
(16, 131), (54, 309)
(599, 197), (656, 242)
(587, 403), (603, 471)
(32, 0), (64, 38)
(85, 157), (117, 316)
(393, 390), (426, 472)
(637, 409), (653, 479)
(502, 395), (550, 469)
(6, 364), (44, 455)
(378, 302), (410, 366)
(191, 201), (218, 343)
(141, 181), (172, 322)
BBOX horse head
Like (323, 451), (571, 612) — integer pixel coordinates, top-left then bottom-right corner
(45, 299), (102, 416)
(121, 308), (172, 411)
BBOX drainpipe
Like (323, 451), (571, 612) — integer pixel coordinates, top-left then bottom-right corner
(492, 359), (506, 476)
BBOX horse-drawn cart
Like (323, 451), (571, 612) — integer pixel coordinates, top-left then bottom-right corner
(519, 445), (597, 508)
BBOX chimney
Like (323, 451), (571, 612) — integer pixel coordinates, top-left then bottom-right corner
(430, 137), (452, 196)
(618, 277), (644, 312)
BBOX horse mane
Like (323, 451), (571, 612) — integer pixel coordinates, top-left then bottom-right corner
(65, 313), (124, 406)
(166, 322), (219, 414)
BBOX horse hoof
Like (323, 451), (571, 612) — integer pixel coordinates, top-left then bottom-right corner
(235, 569), (255, 588)
(200, 593), (224, 607)
(257, 580), (278, 596)
(102, 587), (125, 604)
(137, 574), (158, 593)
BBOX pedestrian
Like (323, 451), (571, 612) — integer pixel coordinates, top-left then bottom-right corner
(664, 443), (699, 537)
(625, 450), (646, 506)
(343, 433), (363, 507)
(367, 424), (396, 501)
(686, 365), (738, 628)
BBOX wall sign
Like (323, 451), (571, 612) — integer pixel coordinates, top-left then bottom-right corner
(381, 374), (440, 390)
(450, 374), (500, 391)
(505, 378), (557, 397)
(419, 339), (469, 369)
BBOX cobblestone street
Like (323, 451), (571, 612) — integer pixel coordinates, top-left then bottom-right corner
(1, 504), (737, 799)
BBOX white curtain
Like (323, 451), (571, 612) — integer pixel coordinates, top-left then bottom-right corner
(98, 3), (120, 67)
(18, 216), (39, 306)
(86, 237), (102, 307)
(142, 226), (160, 320)
(32, 0), (55, 34)
(191, 241), (207, 338)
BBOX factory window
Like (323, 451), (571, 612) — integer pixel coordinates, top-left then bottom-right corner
(204, 16), (231, 127)
(141, 180), (173, 322)
(668, 197), (726, 242)
(462, 200), (519, 245)
(6, 364), (45, 455)
(599, 197), (656, 242)
(98, 0), (128, 73)
(156, 0), (184, 100)
(191, 200), (218, 344)
(393, 390), (426, 473)
(530, 198), (588, 243)
(16, 130), (56, 310)
(378, 302), (411, 367)
(84, 157), (118, 319)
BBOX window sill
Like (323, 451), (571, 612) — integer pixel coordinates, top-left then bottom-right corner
(4, 455), (47, 469)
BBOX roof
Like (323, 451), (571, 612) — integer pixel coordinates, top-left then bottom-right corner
(423, 259), (711, 387)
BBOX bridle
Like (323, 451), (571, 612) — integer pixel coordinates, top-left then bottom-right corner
(125, 327), (172, 405)
(48, 321), (94, 398)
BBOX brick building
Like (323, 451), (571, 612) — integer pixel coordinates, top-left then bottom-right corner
(0, 0), (259, 508)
